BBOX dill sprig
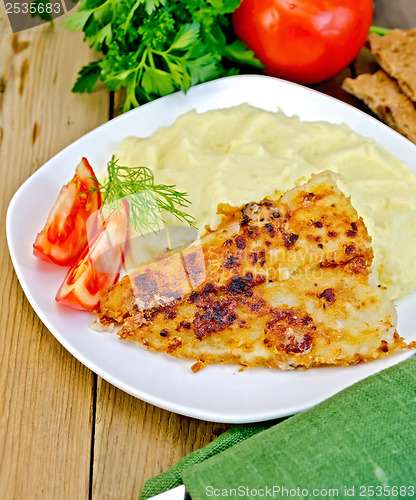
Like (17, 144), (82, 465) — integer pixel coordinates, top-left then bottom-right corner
(88, 156), (197, 235)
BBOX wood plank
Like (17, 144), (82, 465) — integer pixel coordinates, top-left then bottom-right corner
(0, 6), (110, 499)
(92, 378), (230, 499)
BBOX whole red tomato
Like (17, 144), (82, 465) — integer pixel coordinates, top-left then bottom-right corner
(232, 0), (373, 84)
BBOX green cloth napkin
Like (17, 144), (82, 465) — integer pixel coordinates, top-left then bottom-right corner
(140, 422), (277, 499)
(141, 355), (416, 500)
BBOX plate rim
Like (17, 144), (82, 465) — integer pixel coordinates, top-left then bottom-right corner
(6, 74), (416, 423)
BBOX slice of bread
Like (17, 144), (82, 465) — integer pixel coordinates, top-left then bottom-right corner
(368, 29), (416, 102)
(342, 70), (416, 144)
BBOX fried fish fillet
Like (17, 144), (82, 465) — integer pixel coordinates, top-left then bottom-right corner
(96, 171), (412, 370)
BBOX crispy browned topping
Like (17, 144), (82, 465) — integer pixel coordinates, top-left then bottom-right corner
(319, 288), (336, 303)
(345, 244), (356, 255)
(97, 172), (407, 370)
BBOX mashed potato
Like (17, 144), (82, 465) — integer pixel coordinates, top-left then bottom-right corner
(115, 104), (416, 300)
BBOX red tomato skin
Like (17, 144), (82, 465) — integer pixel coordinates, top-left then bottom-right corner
(232, 0), (373, 84)
(33, 158), (102, 266)
(55, 201), (129, 311)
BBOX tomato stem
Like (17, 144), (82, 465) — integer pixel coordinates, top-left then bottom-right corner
(369, 26), (390, 36)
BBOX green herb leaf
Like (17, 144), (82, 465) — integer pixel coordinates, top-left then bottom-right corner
(72, 61), (102, 93)
(65, 0), (265, 109)
(225, 39), (265, 68)
(89, 23), (113, 50)
(62, 9), (94, 31)
(141, 67), (176, 96)
(170, 22), (200, 50)
(184, 51), (223, 87)
(144, 0), (166, 15)
(86, 157), (197, 235)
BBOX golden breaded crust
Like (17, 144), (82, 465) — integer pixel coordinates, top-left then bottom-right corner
(119, 267), (402, 371)
(96, 172), (413, 370)
(98, 171), (373, 323)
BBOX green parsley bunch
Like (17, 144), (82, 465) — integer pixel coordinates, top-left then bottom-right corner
(63, 0), (263, 111)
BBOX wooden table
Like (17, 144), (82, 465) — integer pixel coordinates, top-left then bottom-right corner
(1, 1), (415, 498)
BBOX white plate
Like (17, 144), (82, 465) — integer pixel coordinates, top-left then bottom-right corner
(7, 75), (416, 423)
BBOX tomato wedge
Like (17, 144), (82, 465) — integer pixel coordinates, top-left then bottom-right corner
(33, 158), (102, 266)
(55, 202), (129, 311)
